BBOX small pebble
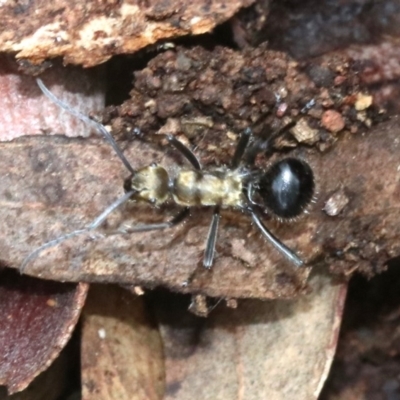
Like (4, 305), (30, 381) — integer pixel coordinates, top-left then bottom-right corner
(321, 110), (345, 133)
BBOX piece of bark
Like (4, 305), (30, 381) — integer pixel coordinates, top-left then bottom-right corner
(1, 114), (398, 297)
(0, 269), (88, 394)
(154, 271), (347, 400)
(81, 285), (164, 400)
(0, 0), (254, 67)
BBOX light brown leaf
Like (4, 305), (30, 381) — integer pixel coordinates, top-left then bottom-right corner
(155, 272), (346, 400)
(81, 285), (164, 400)
(0, 55), (104, 141)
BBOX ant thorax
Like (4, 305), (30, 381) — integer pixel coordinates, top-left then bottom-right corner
(128, 165), (247, 208)
(128, 165), (170, 205)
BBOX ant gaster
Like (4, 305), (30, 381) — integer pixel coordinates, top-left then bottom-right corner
(20, 78), (315, 273)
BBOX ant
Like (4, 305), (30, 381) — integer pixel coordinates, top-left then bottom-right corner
(20, 78), (315, 274)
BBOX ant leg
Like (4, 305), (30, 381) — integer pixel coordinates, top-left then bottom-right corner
(203, 206), (221, 269)
(20, 190), (136, 273)
(164, 134), (201, 170)
(245, 120), (297, 166)
(115, 207), (190, 234)
(179, 128), (251, 270)
(231, 128), (252, 168)
(37, 78), (135, 175)
(250, 210), (304, 267)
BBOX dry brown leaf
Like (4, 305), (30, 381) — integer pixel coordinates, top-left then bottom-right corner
(81, 285), (164, 400)
(154, 271), (346, 399)
(0, 55), (104, 141)
(0, 269), (88, 394)
(0, 134), (310, 299)
(0, 346), (72, 400)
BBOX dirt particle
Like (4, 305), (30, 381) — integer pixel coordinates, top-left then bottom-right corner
(323, 187), (350, 216)
(355, 93), (373, 111)
(181, 116), (213, 139)
(321, 110), (345, 133)
(307, 64), (335, 88)
(290, 118), (319, 145)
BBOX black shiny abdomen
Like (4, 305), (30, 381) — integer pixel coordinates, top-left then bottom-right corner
(259, 158), (314, 218)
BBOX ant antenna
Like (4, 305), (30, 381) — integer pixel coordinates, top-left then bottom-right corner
(21, 79), (140, 273)
(36, 78), (135, 175)
(20, 189), (136, 273)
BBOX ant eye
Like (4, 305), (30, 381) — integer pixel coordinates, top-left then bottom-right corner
(123, 176), (133, 193)
(259, 158), (314, 219)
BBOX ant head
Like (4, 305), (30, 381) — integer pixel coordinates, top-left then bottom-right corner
(257, 158), (314, 219)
